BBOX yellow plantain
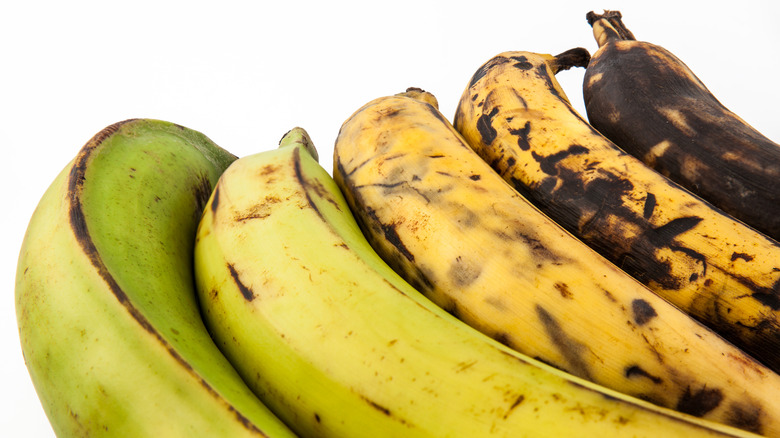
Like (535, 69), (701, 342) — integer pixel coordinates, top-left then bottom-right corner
(334, 88), (780, 437)
(452, 49), (780, 377)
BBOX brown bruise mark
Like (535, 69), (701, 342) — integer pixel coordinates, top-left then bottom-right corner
(67, 120), (264, 434)
(726, 401), (763, 434)
(477, 107), (500, 145)
(631, 299), (657, 325)
(675, 386), (723, 418)
(235, 196), (282, 222)
(227, 263), (255, 301)
(292, 148), (341, 222)
(449, 256), (482, 287)
(624, 365), (663, 384)
(491, 332), (512, 347)
(536, 305), (593, 380)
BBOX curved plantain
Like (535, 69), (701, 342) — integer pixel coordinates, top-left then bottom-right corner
(582, 10), (780, 241)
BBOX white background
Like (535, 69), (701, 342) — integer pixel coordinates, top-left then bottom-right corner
(3, 1), (779, 436)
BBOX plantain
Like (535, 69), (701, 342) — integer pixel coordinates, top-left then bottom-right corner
(452, 48), (780, 376)
(582, 10), (780, 241)
(333, 88), (780, 436)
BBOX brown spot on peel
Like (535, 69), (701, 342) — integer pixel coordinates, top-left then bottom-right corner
(228, 263), (255, 301)
(624, 365), (662, 384)
(631, 299), (657, 325)
(676, 386), (724, 418)
(477, 107), (499, 145)
(536, 305), (592, 380)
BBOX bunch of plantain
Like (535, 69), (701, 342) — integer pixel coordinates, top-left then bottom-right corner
(14, 9), (780, 438)
(194, 127), (760, 438)
(581, 10), (780, 241)
(452, 48), (780, 376)
(333, 87), (780, 437)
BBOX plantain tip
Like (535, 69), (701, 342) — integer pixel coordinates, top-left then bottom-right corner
(397, 87), (439, 109)
(553, 47), (591, 72)
(278, 127), (319, 162)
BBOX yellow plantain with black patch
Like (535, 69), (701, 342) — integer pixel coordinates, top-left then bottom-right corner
(334, 88), (780, 437)
(582, 10), (780, 241)
(453, 48), (780, 377)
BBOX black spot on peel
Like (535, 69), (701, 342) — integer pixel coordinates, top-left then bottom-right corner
(752, 289), (780, 311)
(632, 299), (657, 325)
(469, 174), (481, 181)
(536, 305), (593, 380)
(227, 263), (255, 301)
(510, 55), (533, 70)
(532, 145), (589, 175)
(477, 107), (499, 145)
(503, 394), (525, 419)
(648, 216), (703, 247)
(469, 56), (510, 88)
(669, 245), (707, 276)
(731, 252), (754, 262)
(364, 206), (415, 263)
(676, 386), (724, 418)
(625, 365), (663, 384)
(424, 101), (449, 126)
(210, 183), (221, 216)
(364, 397), (391, 416)
(643, 193), (656, 219)
(508, 121), (532, 151)
(193, 173), (214, 216)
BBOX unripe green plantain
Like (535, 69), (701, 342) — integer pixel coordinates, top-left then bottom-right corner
(334, 89), (780, 437)
(194, 127), (763, 438)
(453, 49), (780, 376)
(15, 119), (296, 437)
(582, 10), (780, 241)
